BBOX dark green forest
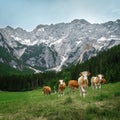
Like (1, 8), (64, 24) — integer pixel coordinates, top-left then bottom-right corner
(0, 45), (120, 91)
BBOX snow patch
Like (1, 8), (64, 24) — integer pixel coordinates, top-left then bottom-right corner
(13, 65), (17, 69)
(11, 35), (21, 41)
(110, 35), (116, 38)
(28, 66), (42, 74)
(37, 28), (44, 32)
(76, 40), (81, 45)
(50, 56), (67, 71)
(11, 35), (38, 46)
(97, 37), (106, 43)
(14, 48), (26, 59)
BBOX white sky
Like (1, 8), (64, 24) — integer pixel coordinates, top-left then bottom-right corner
(0, 0), (120, 31)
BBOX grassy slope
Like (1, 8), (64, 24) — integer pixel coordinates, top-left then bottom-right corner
(0, 82), (120, 120)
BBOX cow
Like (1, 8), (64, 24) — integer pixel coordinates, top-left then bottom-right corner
(91, 76), (100, 89)
(43, 86), (52, 95)
(78, 71), (90, 97)
(101, 78), (107, 84)
(58, 80), (66, 97)
(68, 80), (79, 92)
(91, 74), (106, 89)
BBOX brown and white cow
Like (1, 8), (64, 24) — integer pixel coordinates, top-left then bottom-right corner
(43, 86), (52, 95)
(68, 80), (79, 91)
(78, 71), (90, 97)
(91, 76), (100, 89)
(91, 74), (106, 89)
(58, 80), (66, 97)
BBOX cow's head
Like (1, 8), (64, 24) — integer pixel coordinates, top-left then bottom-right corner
(79, 71), (90, 80)
(59, 80), (64, 85)
(97, 74), (104, 80)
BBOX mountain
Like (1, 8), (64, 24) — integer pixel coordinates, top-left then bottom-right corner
(0, 19), (120, 72)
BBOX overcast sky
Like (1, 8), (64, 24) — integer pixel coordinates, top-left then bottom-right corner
(0, 0), (120, 31)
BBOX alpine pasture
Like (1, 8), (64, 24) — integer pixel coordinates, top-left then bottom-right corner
(0, 82), (120, 120)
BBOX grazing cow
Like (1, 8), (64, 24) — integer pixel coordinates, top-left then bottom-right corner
(78, 71), (90, 97)
(68, 80), (79, 91)
(91, 74), (106, 89)
(43, 86), (52, 95)
(58, 80), (66, 97)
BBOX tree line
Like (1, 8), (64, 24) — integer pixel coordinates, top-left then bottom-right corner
(0, 45), (120, 91)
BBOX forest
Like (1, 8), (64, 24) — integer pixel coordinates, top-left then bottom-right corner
(0, 44), (120, 91)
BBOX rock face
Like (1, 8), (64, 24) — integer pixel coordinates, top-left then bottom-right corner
(0, 19), (120, 71)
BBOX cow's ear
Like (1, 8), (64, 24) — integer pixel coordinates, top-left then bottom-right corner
(88, 71), (91, 76)
(79, 72), (82, 76)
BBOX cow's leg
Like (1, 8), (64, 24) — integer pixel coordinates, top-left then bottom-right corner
(61, 91), (63, 96)
(63, 90), (65, 96)
(91, 83), (94, 90)
(99, 83), (101, 89)
(95, 83), (98, 89)
(60, 91), (63, 96)
(79, 86), (82, 96)
(58, 90), (60, 97)
(81, 86), (86, 97)
(83, 91), (86, 98)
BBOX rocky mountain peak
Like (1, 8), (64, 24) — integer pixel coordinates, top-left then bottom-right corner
(71, 19), (90, 24)
(0, 19), (120, 71)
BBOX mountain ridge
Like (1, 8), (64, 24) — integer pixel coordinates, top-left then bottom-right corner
(0, 19), (120, 72)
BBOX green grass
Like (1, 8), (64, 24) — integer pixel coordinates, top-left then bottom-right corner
(0, 82), (120, 120)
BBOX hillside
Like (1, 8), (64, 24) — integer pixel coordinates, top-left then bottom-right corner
(0, 44), (120, 91)
(0, 63), (34, 75)
(0, 82), (120, 120)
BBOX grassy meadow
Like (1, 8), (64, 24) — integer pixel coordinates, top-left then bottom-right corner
(0, 82), (120, 120)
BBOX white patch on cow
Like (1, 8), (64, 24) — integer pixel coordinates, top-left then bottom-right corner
(81, 71), (88, 80)
(59, 80), (63, 85)
(93, 77), (97, 82)
(98, 74), (102, 80)
(78, 76), (82, 83)
(81, 86), (85, 92)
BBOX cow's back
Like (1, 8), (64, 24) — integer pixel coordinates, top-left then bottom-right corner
(68, 80), (79, 88)
(43, 86), (52, 94)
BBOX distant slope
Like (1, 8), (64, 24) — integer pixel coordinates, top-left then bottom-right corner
(0, 63), (34, 75)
